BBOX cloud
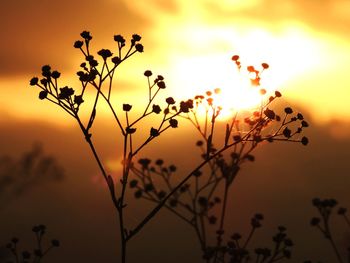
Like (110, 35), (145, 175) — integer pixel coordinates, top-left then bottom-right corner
(2, 0), (350, 78)
(198, 0), (350, 37)
(0, 0), (149, 76)
(1, 1), (350, 259)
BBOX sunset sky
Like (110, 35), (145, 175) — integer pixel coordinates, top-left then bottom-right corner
(0, 0), (350, 262)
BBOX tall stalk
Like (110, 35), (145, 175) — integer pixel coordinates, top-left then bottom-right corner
(30, 32), (309, 262)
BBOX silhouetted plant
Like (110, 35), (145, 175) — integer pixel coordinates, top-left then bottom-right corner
(0, 144), (64, 209)
(309, 198), (350, 263)
(201, 215), (293, 263)
(30, 32), (308, 263)
(4, 224), (59, 263)
(130, 57), (308, 262)
(29, 31), (193, 263)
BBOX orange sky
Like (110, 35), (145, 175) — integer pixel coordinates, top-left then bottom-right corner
(1, 1), (350, 262)
(1, 0), (350, 125)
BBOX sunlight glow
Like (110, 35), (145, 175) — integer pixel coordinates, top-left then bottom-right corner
(3, 0), (350, 125)
(168, 54), (266, 117)
(123, 0), (350, 122)
(163, 25), (322, 119)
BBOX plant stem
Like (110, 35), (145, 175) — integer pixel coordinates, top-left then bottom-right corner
(243, 227), (256, 249)
(328, 236), (343, 263)
(218, 184), (229, 246)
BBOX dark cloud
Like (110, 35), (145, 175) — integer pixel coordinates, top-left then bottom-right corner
(0, 0), (149, 76)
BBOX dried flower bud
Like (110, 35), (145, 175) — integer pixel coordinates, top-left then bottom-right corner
(74, 40), (84, 48)
(157, 81), (166, 89)
(42, 65), (51, 73)
(262, 63), (269, 69)
(134, 190), (142, 198)
(39, 90), (48, 100)
(129, 180), (138, 188)
(89, 59), (98, 67)
(114, 35), (125, 44)
(166, 97), (175, 104)
(338, 207), (347, 215)
(144, 183), (154, 192)
(135, 43), (144, 52)
(301, 120), (309, 127)
(132, 34), (142, 41)
(255, 213), (264, 220)
(232, 55), (239, 61)
(80, 31), (92, 40)
(169, 119), (178, 128)
(32, 226), (40, 233)
(112, 56), (121, 64)
(30, 77), (39, 86)
(247, 66), (255, 72)
(251, 78), (260, 86)
(301, 137), (309, 145)
(233, 135), (241, 142)
(152, 104), (161, 114)
(97, 49), (113, 60)
(283, 127), (292, 138)
(264, 108), (275, 119)
(251, 217), (261, 228)
(144, 70), (152, 77)
(51, 240), (60, 247)
(155, 159), (164, 165)
(150, 128), (159, 137)
(284, 107), (293, 114)
(51, 71), (61, 79)
(123, 104), (132, 111)
(196, 140), (203, 146)
(310, 217), (320, 226)
(275, 91), (282, 97)
(259, 88), (266, 95)
(169, 165), (176, 172)
(180, 100), (194, 113)
(138, 158), (151, 169)
(58, 86), (74, 100)
(245, 154), (255, 162)
(126, 127), (136, 134)
(74, 95), (84, 105)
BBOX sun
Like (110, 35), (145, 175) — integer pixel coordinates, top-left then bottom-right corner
(211, 63), (268, 117)
(167, 53), (271, 119)
(151, 20), (324, 120)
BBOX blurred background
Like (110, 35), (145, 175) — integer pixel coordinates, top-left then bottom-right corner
(0, 0), (349, 262)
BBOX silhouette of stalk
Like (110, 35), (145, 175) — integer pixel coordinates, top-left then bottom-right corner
(130, 57), (308, 262)
(5, 225), (59, 263)
(310, 198), (346, 263)
(0, 144), (64, 210)
(30, 32), (309, 262)
(29, 31), (205, 263)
